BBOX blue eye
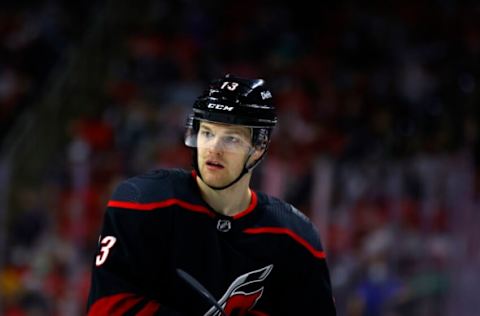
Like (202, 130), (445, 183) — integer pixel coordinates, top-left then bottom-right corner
(223, 136), (239, 144)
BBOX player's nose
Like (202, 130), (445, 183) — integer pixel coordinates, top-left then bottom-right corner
(208, 136), (225, 152)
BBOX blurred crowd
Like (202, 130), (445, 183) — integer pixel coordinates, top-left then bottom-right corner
(1, 1), (479, 316)
(0, 2), (100, 145)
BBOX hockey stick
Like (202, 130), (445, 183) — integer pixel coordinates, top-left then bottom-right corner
(176, 268), (227, 316)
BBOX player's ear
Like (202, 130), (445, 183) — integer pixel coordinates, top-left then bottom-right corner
(250, 147), (265, 163)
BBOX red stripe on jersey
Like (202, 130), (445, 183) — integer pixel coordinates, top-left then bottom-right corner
(87, 293), (142, 316)
(107, 199), (214, 217)
(243, 227), (326, 259)
(136, 300), (161, 316)
(233, 191), (258, 219)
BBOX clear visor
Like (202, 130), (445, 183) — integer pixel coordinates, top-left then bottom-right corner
(185, 121), (254, 154)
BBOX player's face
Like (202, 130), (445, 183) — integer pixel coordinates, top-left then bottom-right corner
(197, 121), (253, 187)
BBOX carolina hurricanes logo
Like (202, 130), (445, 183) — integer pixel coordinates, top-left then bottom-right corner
(204, 265), (274, 316)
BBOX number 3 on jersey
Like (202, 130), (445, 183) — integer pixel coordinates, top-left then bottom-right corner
(95, 236), (117, 266)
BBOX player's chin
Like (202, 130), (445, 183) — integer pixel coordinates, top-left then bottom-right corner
(201, 168), (229, 187)
(203, 177), (230, 188)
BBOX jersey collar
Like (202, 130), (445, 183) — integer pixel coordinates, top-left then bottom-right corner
(191, 170), (258, 220)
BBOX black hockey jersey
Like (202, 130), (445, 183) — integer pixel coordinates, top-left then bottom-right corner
(87, 169), (336, 315)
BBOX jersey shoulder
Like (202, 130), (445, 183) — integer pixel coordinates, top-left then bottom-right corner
(110, 168), (194, 203)
(256, 192), (324, 251)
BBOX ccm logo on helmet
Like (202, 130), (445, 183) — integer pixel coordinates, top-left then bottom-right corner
(208, 103), (234, 111)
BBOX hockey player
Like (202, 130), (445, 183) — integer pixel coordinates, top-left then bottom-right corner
(87, 75), (336, 315)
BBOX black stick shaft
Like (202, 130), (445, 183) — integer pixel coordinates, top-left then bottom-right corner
(176, 268), (227, 316)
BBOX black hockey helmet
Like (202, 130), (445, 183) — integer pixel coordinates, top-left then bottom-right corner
(185, 74), (277, 150)
(185, 74), (277, 190)
(191, 74), (277, 127)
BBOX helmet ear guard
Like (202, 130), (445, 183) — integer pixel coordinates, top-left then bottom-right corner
(252, 128), (270, 151)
